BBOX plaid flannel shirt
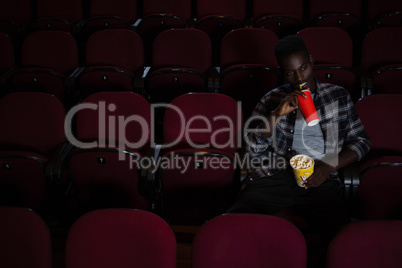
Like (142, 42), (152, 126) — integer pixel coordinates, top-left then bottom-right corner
(245, 80), (371, 179)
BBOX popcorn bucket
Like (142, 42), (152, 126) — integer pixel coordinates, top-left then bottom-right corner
(290, 154), (315, 187)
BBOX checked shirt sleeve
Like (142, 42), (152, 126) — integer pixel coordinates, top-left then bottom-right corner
(343, 94), (371, 161)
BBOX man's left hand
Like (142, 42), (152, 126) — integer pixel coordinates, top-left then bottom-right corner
(303, 161), (335, 189)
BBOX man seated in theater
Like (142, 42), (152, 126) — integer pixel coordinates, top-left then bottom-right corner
(227, 35), (370, 242)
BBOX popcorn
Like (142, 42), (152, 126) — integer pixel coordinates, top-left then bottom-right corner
(290, 155), (314, 170)
(290, 155), (315, 187)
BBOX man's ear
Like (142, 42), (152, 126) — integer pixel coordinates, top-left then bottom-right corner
(309, 55), (314, 65)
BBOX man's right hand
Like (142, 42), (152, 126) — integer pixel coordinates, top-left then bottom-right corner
(273, 90), (307, 117)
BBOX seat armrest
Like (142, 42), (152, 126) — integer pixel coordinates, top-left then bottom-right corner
(356, 67), (372, 99)
(130, 18), (142, 31)
(0, 67), (16, 95)
(134, 66), (151, 97)
(340, 162), (359, 201)
(208, 66), (220, 92)
(45, 142), (75, 187)
(64, 66), (85, 105)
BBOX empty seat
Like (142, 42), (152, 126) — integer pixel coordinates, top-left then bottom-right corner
(158, 93), (242, 224)
(76, 29), (144, 99)
(367, 0), (402, 27)
(136, 0), (192, 65)
(192, 213), (307, 268)
(361, 27), (402, 95)
(0, 207), (52, 268)
(354, 94), (402, 219)
(356, 164), (402, 220)
(65, 92), (152, 211)
(0, 92), (67, 211)
(8, 30), (79, 103)
(0, 0), (32, 41)
(83, 0), (138, 36)
(308, 0), (363, 32)
(195, 0), (247, 64)
(297, 27), (360, 100)
(30, 0), (84, 33)
(219, 28), (280, 118)
(146, 28), (213, 104)
(355, 94), (402, 167)
(0, 32), (14, 76)
(327, 220), (402, 268)
(65, 209), (176, 268)
(252, 0), (304, 37)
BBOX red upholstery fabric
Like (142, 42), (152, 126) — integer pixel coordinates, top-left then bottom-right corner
(31, 0), (83, 31)
(297, 27), (353, 66)
(367, 0), (402, 26)
(0, 92), (66, 210)
(327, 220), (402, 268)
(357, 163), (402, 219)
(0, 32), (14, 74)
(67, 92), (151, 210)
(89, 0), (138, 24)
(220, 28), (279, 71)
(361, 27), (402, 73)
(65, 209), (176, 268)
(86, 29), (144, 73)
(152, 29), (212, 73)
(355, 94), (402, 158)
(0, 207), (52, 268)
(160, 93), (242, 224)
(147, 29), (212, 103)
(192, 213), (307, 268)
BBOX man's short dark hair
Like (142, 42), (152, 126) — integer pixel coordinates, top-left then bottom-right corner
(274, 35), (309, 62)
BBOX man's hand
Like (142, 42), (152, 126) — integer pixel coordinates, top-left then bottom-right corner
(273, 90), (306, 117)
(303, 161), (335, 189)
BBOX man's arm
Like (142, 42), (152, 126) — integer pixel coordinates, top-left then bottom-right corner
(246, 90), (306, 156)
(304, 148), (358, 189)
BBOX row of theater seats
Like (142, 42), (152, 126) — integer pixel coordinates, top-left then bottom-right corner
(1, 0), (401, 41)
(0, 26), (401, 117)
(1, 206), (402, 268)
(0, 91), (242, 225)
(0, 90), (401, 226)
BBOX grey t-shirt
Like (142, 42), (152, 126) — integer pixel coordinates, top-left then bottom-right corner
(292, 95), (325, 160)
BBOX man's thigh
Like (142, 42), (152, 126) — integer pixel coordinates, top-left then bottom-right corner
(227, 169), (306, 214)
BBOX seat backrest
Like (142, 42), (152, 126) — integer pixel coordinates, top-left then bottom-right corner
(252, 0), (304, 20)
(297, 27), (353, 66)
(142, 0), (192, 21)
(21, 30), (79, 74)
(85, 29), (144, 73)
(361, 27), (402, 73)
(36, 0), (83, 25)
(367, 0), (402, 25)
(0, 207), (52, 268)
(73, 92), (151, 153)
(152, 28), (212, 73)
(220, 28), (279, 71)
(163, 93), (242, 155)
(0, 92), (66, 155)
(89, 0), (138, 23)
(309, 0), (362, 20)
(0, 32), (14, 73)
(355, 94), (402, 156)
(65, 209), (176, 268)
(357, 163), (402, 220)
(196, 0), (246, 20)
(192, 213), (307, 268)
(0, 0), (32, 25)
(327, 220), (402, 268)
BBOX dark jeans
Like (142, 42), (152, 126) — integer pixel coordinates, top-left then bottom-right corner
(226, 168), (350, 240)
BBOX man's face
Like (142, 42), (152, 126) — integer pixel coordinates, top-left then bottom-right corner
(278, 50), (316, 93)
